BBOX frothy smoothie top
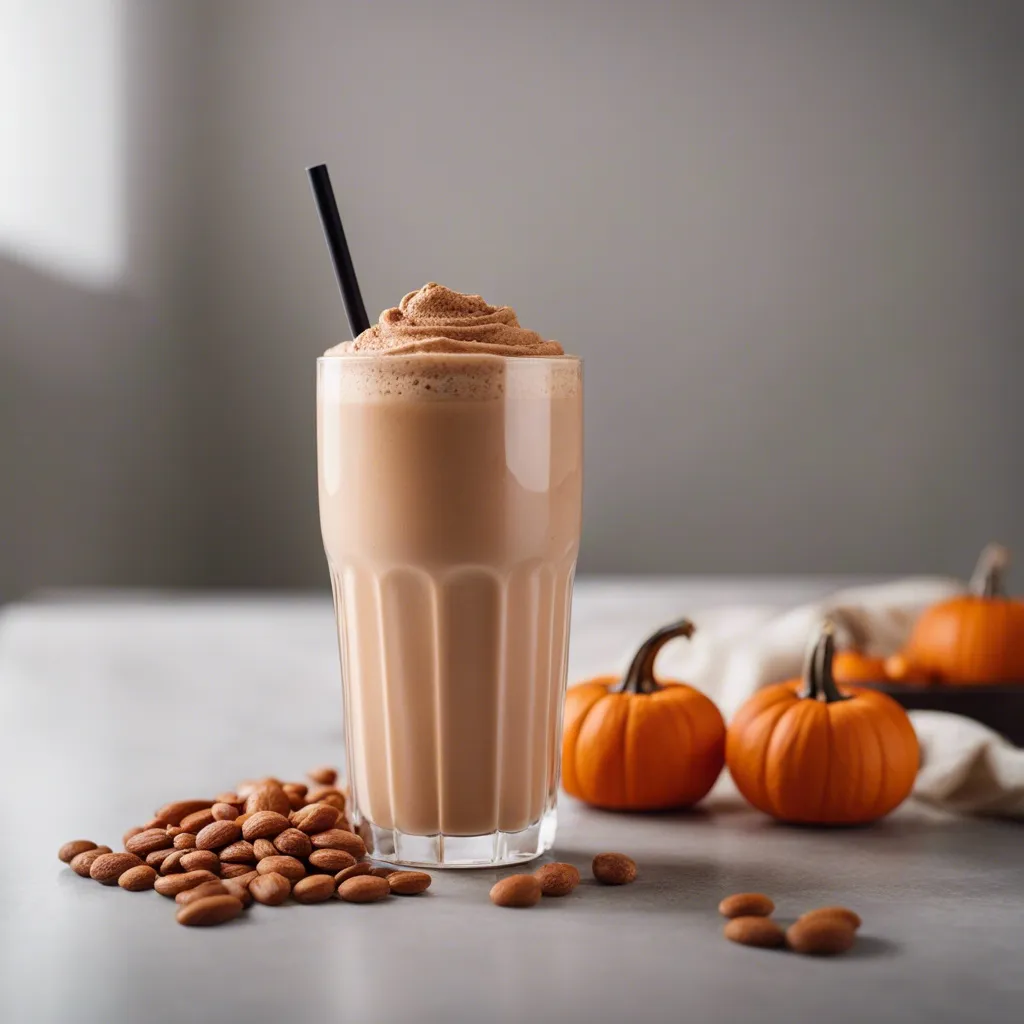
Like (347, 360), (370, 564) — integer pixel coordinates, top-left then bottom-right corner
(325, 283), (564, 357)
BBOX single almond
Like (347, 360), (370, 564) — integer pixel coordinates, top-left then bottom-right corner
(180, 850), (220, 873)
(273, 828), (312, 858)
(176, 894), (244, 927)
(220, 862), (255, 879)
(125, 829), (174, 857)
(160, 850), (188, 874)
(122, 826), (145, 847)
(307, 789), (345, 811)
(234, 811), (253, 827)
(787, 918), (856, 956)
(256, 855), (306, 882)
(724, 917), (786, 948)
(222, 878), (254, 907)
(172, 832), (197, 850)
(250, 871), (291, 905)
(310, 828), (365, 858)
(290, 802), (340, 835)
(253, 838), (278, 860)
(118, 865), (158, 892)
(154, 869), (219, 898)
(241, 810), (292, 841)
(718, 893), (775, 919)
(219, 841), (256, 864)
(155, 800), (213, 826)
(70, 847), (112, 877)
(534, 863), (580, 897)
(211, 802), (239, 822)
(176, 880), (229, 905)
(592, 852), (636, 886)
(338, 875), (390, 903)
(308, 849), (356, 873)
(180, 808), (216, 833)
(307, 765), (338, 786)
(245, 783), (292, 817)
(59, 840), (98, 863)
(142, 816), (170, 831)
(368, 867), (396, 879)
(284, 781), (308, 798)
(798, 906), (862, 931)
(388, 871), (432, 896)
(214, 791), (243, 807)
(166, 826), (185, 837)
(293, 874), (337, 904)
(195, 820), (242, 851)
(335, 862), (372, 884)
(90, 852), (144, 885)
(146, 848), (177, 869)
(490, 875), (542, 908)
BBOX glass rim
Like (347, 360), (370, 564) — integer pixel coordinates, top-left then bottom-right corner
(316, 352), (581, 366)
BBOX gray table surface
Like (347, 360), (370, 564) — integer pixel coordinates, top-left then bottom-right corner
(1, 579), (1022, 1024)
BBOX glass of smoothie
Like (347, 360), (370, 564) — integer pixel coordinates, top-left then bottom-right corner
(317, 283), (583, 867)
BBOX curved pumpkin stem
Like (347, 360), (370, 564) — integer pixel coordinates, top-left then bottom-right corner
(969, 543), (1009, 598)
(615, 619), (695, 695)
(799, 621), (851, 704)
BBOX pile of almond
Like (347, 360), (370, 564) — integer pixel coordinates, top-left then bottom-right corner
(58, 768), (430, 927)
(719, 892), (861, 956)
(489, 852), (636, 907)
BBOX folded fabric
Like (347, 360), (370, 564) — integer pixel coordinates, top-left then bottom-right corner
(628, 576), (1024, 819)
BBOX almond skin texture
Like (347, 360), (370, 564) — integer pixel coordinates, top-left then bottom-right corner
(252, 839), (278, 860)
(490, 875), (542, 908)
(156, 800), (212, 826)
(154, 870), (219, 897)
(59, 840), (98, 863)
(798, 907), (862, 931)
(307, 766), (338, 786)
(592, 853), (637, 886)
(338, 875), (391, 903)
(250, 872), (291, 906)
(180, 808), (216, 834)
(90, 852), (144, 885)
(219, 841), (256, 864)
(160, 850), (188, 874)
(257, 856), (306, 882)
(115, 865), (157, 891)
(176, 880), (229, 905)
(146, 848), (176, 869)
(335, 862), (372, 884)
(172, 832), (197, 850)
(195, 820), (242, 851)
(293, 874), (337, 904)
(242, 811), (292, 841)
(70, 847), (112, 877)
(310, 829), (365, 858)
(220, 862), (255, 879)
(308, 849), (356, 873)
(245, 784), (292, 817)
(787, 918), (856, 956)
(125, 829), (174, 857)
(719, 893), (775, 919)
(176, 894), (244, 927)
(534, 863), (580, 897)
(211, 802), (239, 822)
(290, 803), (340, 835)
(725, 917), (786, 949)
(180, 850), (220, 873)
(389, 871), (432, 896)
(222, 879), (254, 907)
(273, 828), (312, 859)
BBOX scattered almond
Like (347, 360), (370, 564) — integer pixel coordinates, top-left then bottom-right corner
(308, 849), (356, 873)
(180, 850), (220, 873)
(218, 841), (256, 864)
(310, 829), (365, 858)
(118, 865), (158, 892)
(273, 828), (312, 859)
(490, 875), (542, 908)
(786, 917), (856, 956)
(338, 875), (390, 903)
(90, 852), (145, 885)
(176, 880), (229, 905)
(70, 847), (112, 877)
(180, 808), (216, 833)
(176, 894), (244, 927)
(592, 853), (636, 886)
(534, 863), (580, 897)
(195, 820), (242, 851)
(718, 893), (775, 919)
(724, 917), (786, 949)
(335, 862), (373, 884)
(389, 871), (431, 896)
(250, 872), (291, 906)
(125, 829), (174, 857)
(241, 811), (291, 841)
(290, 802), (340, 835)
(256, 855), (306, 882)
(154, 870), (219, 898)
(307, 766), (338, 786)
(155, 800), (212, 826)
(798, 906), (862, 931)
(293, 874), (337, 904)
(245, 783), (291, 817)
(59, 840), (98, 864)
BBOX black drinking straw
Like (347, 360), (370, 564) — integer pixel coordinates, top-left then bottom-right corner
(306, 163), (371, 337)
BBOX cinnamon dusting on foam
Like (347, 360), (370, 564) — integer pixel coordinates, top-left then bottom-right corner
(324, 283), (564, 357)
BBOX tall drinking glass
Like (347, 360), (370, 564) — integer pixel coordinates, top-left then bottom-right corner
(317, 353), (583, 867)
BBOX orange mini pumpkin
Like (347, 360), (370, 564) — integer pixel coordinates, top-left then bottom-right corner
(727, 622), (919, 825)
(893, 543), (1024, 685)
(561, 620), (726, 811)
(831, 650), (889, 684)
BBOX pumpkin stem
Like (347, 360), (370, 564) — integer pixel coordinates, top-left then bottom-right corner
(969, 543), (1010, 598)
(616, 619), (696, 695)
(799, 621), (851, 704)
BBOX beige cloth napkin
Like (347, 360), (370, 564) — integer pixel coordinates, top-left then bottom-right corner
(647, 577), (1024, 818)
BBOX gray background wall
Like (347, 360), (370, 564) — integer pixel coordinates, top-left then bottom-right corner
(3, 0), (1023, 599)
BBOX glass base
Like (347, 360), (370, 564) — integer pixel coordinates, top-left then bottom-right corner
(359, 807), (557, 869)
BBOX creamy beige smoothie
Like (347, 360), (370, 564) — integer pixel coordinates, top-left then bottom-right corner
(317, 284), (582, 866)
